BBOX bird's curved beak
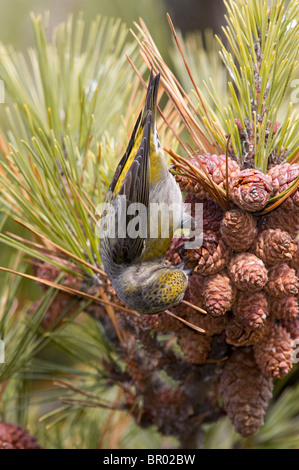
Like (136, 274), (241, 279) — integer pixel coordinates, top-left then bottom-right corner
(177, 262), (194, 276)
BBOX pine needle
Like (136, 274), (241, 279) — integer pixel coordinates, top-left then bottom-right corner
(181, 299), (207, 315)
(0, 266), (135, 315)
(165, 310), (206, 334)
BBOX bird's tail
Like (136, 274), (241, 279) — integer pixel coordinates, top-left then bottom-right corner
(141, 71), (160, 128)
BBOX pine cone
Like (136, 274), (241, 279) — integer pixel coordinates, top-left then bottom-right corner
(143, 387), (188, 436)
(228, 252), (268, 292)
(251, 229), (297, 265)
(268, 296), (298, 320)
(259, 205), (299, 237)
(280, 316), (299, 340)
(288, 238), (299, 276)
(195, 153), (240, 186)
(124, 347), (151, 392)
(184, 194), (224, 234)
(33, 259), (84, 291)
(225, 317), (267, 346)
(229, 169), (273, 212)
(202, 272), (236, 317)
(165, 235), (186, 266)
(29, 292), (80, 330)
(177, 328), (212, 364)
(268, 163), (299, 211)
(173, 272), (205, 315)
(136, 311), (182, 333)
(175, 172), (207, 200)
(0, 423), (40, 449)
(184, 312), (228, 336)
(253, 324), (293, 379)
(220, 208), (258, 251)
(219, 348), (273, 436)
(175, 154), (240, 199)
(180, 231), (230, 276)
(234, 292), (268, 330)
(264, 263), (299, 298)
(202, 199), (225, 234)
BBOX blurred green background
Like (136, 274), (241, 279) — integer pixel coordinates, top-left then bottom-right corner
(0, 0), (226, 51)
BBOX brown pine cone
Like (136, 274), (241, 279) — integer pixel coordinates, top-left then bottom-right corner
(220, 208), (258, 251)
(143, 387), (188, 435)
(175, 154), (240, 199)
(29, 292), (80, 330)
(264, 263), (299, 298)
(203, 199), (225, 234)
(228, 252), (268, 292)
(124, 347), (151, 392)
(253, 324), (293, 379)
(202, 272), (236, 317)
(268, 296), (298, 320)
(196, 153), (240, 186)
(251, 229), (297, 265)
(184, 312), (228, 336)
(165, 235), (186, 266)
(234, 292), (268, 330)
(259, 205), (299, 237)
(280, 316), (299, 340)
(225, 317), (268, 346)
(268, 163), (299, 211)
(196, 155), (240, 187)
(184, 194), (224, 234)
(136, 311), (182, 333)
(177, 327), (212, 364)
(288, 238), (299, 276)
(229, 169), (273, 212)
(219, 348), (273, 436)
(0, 423), (40, 449)
(155, 387), (187, 411)
(180, 231), (230, 276)
(175, 173), (208, 200)
(33, 259), (84, 291)
(173, 272), (205, 315)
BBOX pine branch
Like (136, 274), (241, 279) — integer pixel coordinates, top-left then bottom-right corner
(213, 0), (299, 169)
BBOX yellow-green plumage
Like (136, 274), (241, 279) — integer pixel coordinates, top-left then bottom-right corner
(99, 72), (189, 314)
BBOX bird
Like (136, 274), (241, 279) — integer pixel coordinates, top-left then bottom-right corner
(99, 71), (190, 314)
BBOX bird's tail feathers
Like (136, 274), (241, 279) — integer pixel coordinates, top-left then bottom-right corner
(141, 70), (160, 127)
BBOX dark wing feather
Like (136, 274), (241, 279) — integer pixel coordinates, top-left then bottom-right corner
(103, 111), (152, 265)
(108, 71), (160, 195)
(108, 111), (142, 195)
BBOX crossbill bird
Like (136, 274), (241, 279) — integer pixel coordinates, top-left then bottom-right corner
(99, 72), (190, 314)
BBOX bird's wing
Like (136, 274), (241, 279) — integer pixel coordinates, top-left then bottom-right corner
(108, 110), (142, 196)
(103, 111), (152, 265)
(109, 71), (160, 196)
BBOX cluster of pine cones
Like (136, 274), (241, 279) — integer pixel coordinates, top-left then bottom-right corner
(163, 152), (299, 436)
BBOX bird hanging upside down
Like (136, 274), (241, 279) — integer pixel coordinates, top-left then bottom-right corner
(99, 72), (191, 314)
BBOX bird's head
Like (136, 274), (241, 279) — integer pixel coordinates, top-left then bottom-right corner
(118, 262), (189, 315)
